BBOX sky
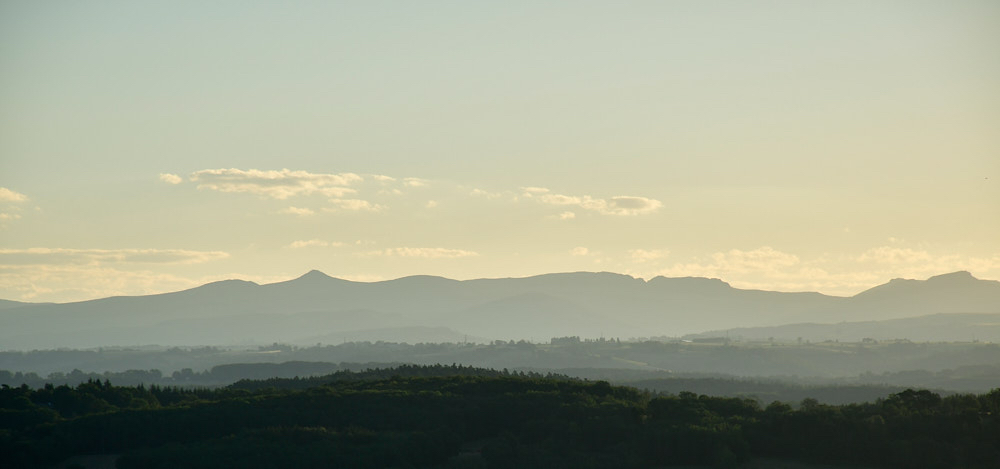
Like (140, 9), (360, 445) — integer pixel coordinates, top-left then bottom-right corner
(1, 1), (998, 303)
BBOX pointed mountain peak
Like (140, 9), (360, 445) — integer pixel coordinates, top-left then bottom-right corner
(297, 269), (333, 281)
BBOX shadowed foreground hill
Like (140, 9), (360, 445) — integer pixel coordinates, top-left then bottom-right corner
(1, 365), (998, 469)
(1, 271), (998, 349)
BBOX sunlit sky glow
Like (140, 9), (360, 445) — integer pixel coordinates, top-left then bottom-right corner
(2, 1), (998, 302)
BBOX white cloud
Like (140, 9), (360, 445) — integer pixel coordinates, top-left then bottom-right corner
(521, 187), (550, 196)
(0, 187), (28, 202)
(425, 200), (439, 208)
(0, 213), (21, 221)
(190, 168), (362, 199)
(279, 206), (315, 216)
(371, 175), (396, 182)
(0, 248), (229, 265)
(288, 239), (344, 249)
(0, 265), (295, 303)
(159, 173), (183, 185)
(855, 246), (1000, 278)
(654, 246), (803, 283)
(327, 198), (384, 212)
(0, 248), (244, 301)
(651, 244), (1000, 296)
(524, 187), (662, 216)
(538, 193), (582, 206)
(604, 196), (662, 215)
(630, 249), (669, 263)
(570, 247), (590, 256)
(857, 246), (933, 265)
(711, 247), (801, 273)
(362, 247), (479, 258)
(404, 177), (429, 187)
(558, 211), (576, 220)
(470, 188), (503, 199)
(0, 264), (206, 302)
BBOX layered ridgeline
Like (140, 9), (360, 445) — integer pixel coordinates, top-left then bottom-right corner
(1, 271), (998, 349)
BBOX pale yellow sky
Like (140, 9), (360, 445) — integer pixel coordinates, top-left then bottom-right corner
(1, 1), (998, 302)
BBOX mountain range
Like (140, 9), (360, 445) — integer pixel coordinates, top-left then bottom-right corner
(1, 270), (998, 349)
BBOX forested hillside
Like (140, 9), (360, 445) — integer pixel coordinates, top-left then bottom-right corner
(2, 365), (997, 469)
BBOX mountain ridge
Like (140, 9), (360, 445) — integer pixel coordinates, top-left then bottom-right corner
(1, 270), (997, 349)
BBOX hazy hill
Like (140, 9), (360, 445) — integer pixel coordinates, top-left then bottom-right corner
(0, 299), (35, 310)
(690, 312), (1000, 343)
(842, 271), (1000, 321)
(1, 270), (997, 349)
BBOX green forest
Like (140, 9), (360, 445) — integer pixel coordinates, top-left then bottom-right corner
(2, 365), (998, 469)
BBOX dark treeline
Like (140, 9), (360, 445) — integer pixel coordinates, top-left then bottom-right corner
(2, 361), (923, 406)
(0, 361), (384, 388)
(1, 364), (998, 469)
(230, 363), (573, 391)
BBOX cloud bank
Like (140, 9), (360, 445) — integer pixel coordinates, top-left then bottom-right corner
(362, 247), (479, 258)
(0, 188), (28, 202)
(190, 168), (362, 199)
(326, 199), (384, 212)
(649, 245), (1000, 296)
(0, 248), (230, 265)
(288, 239), (345, 249)
(279, 206), (316, 216)
(523, 187), (662, 216)
(159, 173), (183, 184)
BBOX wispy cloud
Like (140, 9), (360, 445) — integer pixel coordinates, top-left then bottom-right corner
(0, 188), (30, 227)
(159, 173), (183, 185)
(470, 188), (503, 199)
(629, 249), (669, 263)
(326, 199), (384, 212)
(522, 187), (662, 216)
(362, 247), (479, 258)
(288, 239), (345, 249)
(0, 264), (205, 301)
(0, 248), (232, 301)
(857, 246), (933, 265)
(521, 187), (549, 195)
(570, 247), (590, 256)
(0, 188), (28, 202)
(0, 247), (230, 265)
(279, 206), (315, 216)
(711, 247), (801, 273)
(0, 265), (294, 303)
(855, 246), (1000, 277)
(651, 245), (1000, 296)
(190, 168), (362, 199)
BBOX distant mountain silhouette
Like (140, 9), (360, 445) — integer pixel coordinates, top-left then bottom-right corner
(844, 271), (1000, 321)
(0, 299), (34, 310)
(0, 271), (997, 349)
